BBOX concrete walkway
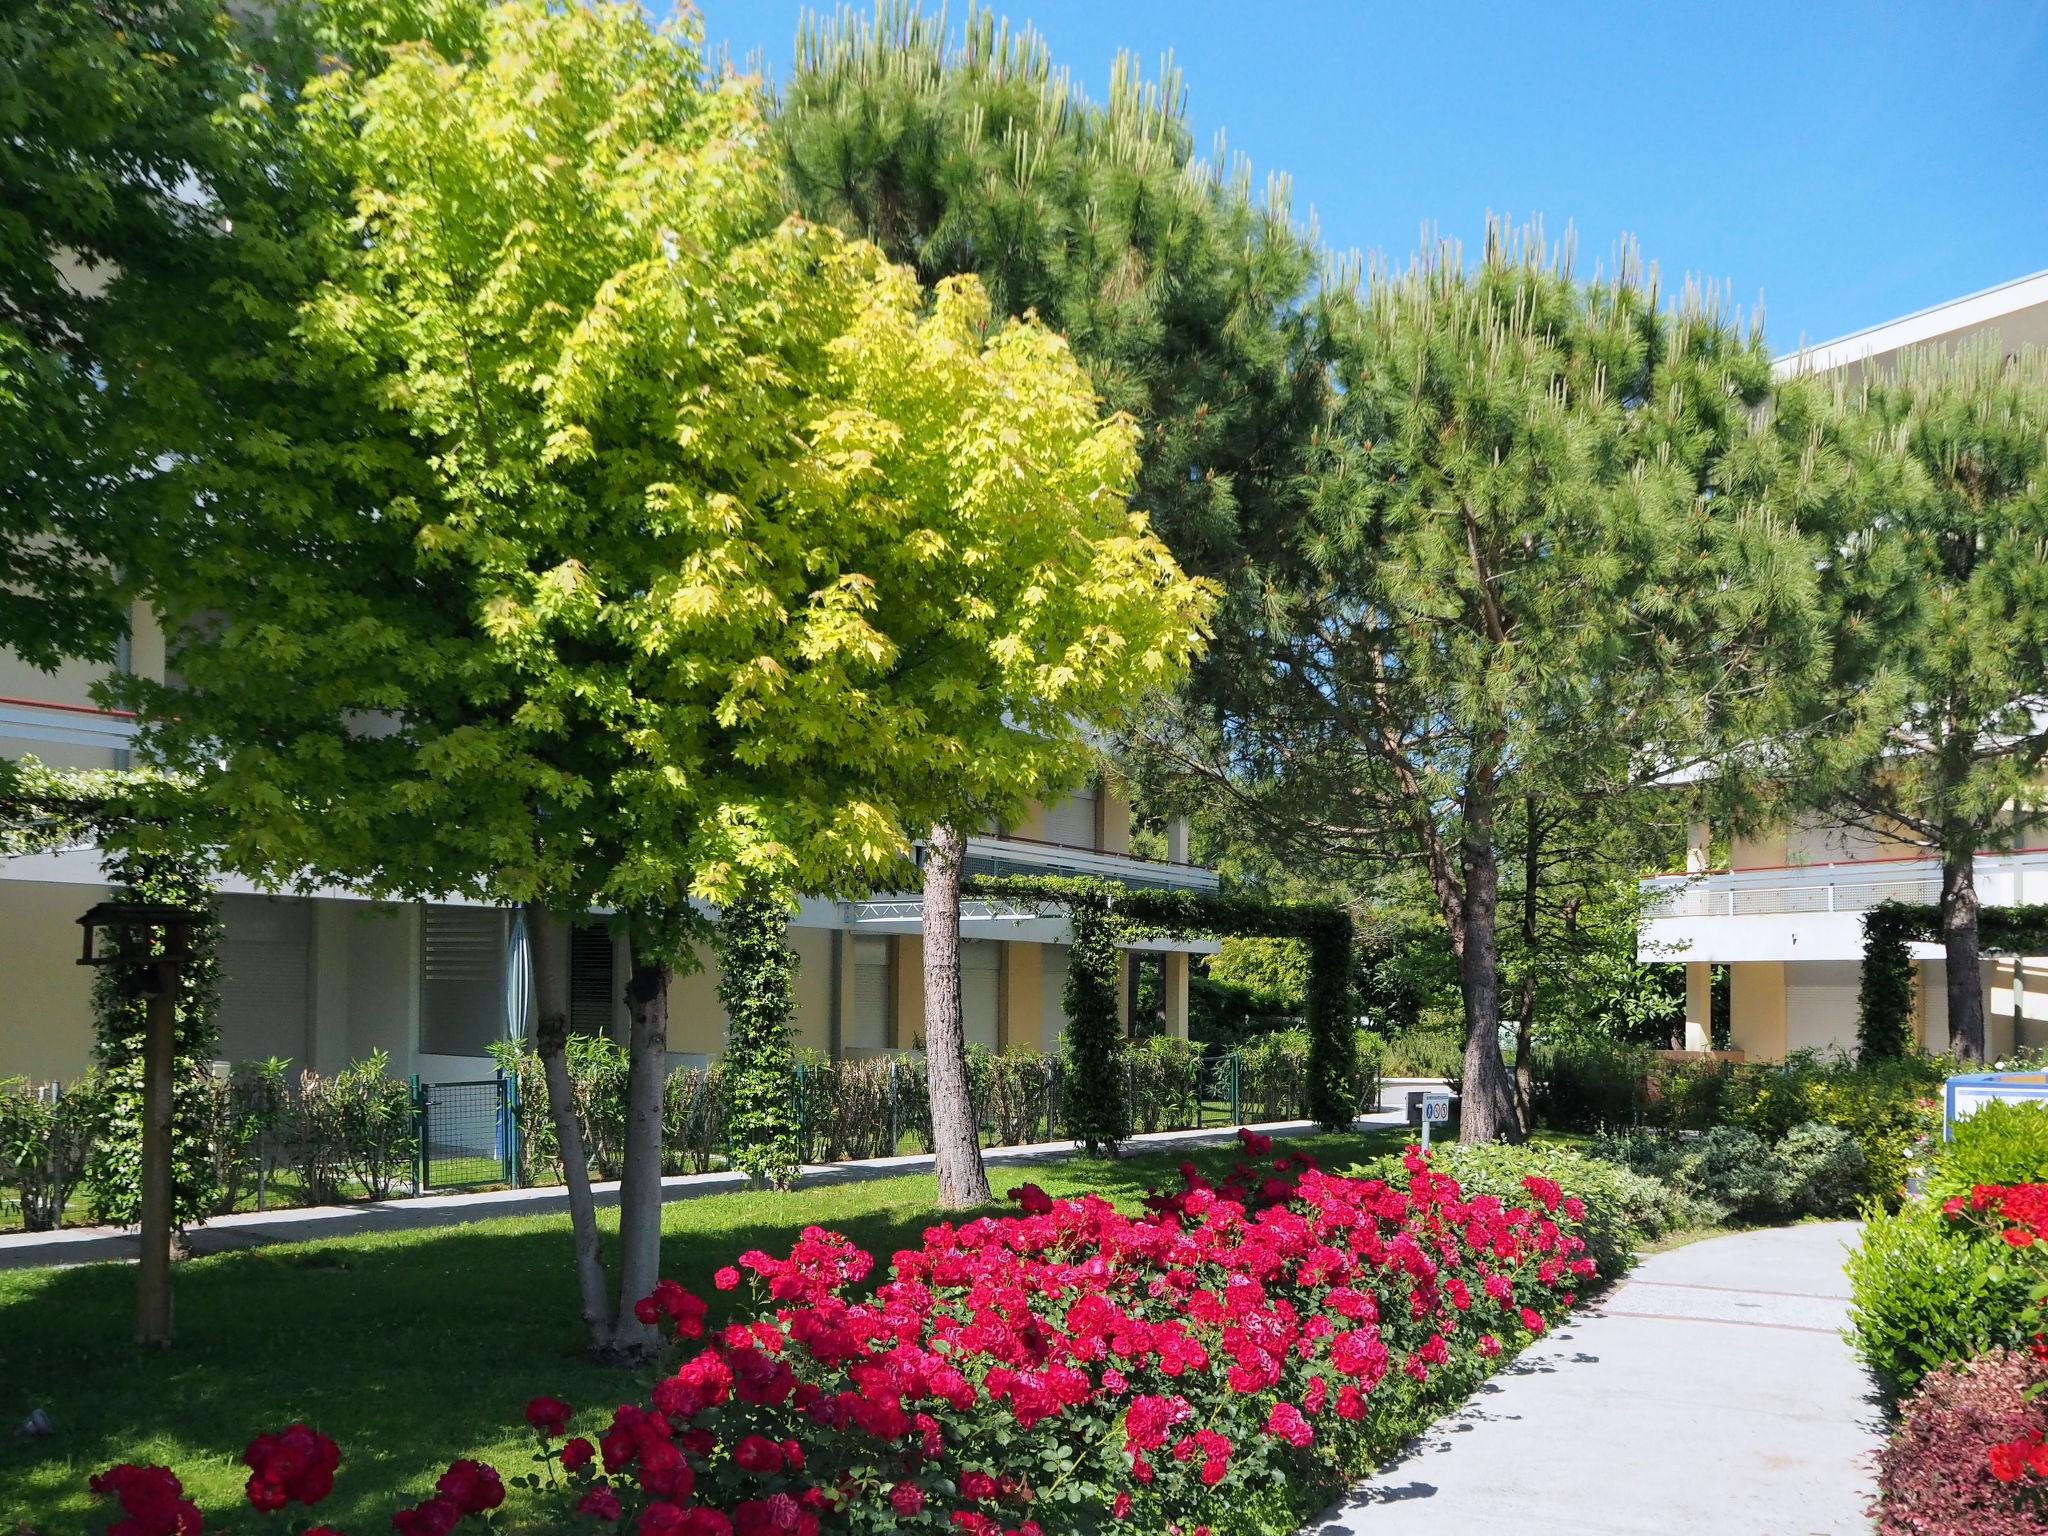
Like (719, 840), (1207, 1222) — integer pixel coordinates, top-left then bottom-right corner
(1306, 1222), (1885, 1536)
(0, 1107), (1413, 1271)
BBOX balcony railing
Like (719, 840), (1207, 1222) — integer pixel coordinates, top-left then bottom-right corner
(0, 695), (138, 755)
(1641, 848), (2048, 920)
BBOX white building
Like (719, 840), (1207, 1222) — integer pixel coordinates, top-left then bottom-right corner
(1639, 269), (2048, 1060)
(1, 606), (1218, 1088)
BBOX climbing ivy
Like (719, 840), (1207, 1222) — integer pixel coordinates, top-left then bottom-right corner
(968, 876), (1358, 1151)
(1859, 899), (2048, 1060)
(716, 897), (802, 1189)
(82, 847), (223, 1226)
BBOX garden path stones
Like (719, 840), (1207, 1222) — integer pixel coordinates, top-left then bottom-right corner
(1304, 1221), (1885, 1536)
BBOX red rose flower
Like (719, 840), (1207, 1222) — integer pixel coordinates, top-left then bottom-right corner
(525, 1395), (572, 1437)
(577, 1486), (623, 1521)
(890, 1482), (926, 1516)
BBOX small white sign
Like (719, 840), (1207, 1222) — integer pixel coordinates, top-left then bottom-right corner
(1422, 1094), (1452, 1123)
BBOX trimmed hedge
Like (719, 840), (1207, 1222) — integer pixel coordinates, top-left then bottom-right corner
(1847, 1201), (2039, 1401)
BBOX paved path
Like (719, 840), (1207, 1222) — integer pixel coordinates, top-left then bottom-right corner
(0, 1107), (1415, 1271)
(1305, 1222), (1885, 1536)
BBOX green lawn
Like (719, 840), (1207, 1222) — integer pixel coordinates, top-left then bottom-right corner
(0, 1130), (1390, 1533)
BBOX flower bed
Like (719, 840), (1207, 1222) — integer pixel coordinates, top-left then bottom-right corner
(87, 1132), (1598, 1536)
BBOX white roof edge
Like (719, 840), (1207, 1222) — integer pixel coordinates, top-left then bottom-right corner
(1775, 266), (2048, 375)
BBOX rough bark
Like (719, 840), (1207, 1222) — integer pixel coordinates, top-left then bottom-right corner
(923, 824), (991, 1208)
(527, 903), (612, 1353)
(1457, 831), (1523, 1144)
(1511, 800), (1540, 1134)
(1939, 845), (1986, 1063)
(608, 955), (669, 1362)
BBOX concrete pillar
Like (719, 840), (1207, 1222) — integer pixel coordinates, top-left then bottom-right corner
(1728, 962), (1787, 1061)
(1116, 951), (1132, 1034)
(890, 934), (925, 1048)
(1682, 962), (1712, 1052)
(1163, 951), (1190, 1040)
(1166, 816), (1191, 864)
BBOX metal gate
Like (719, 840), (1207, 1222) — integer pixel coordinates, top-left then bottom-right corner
(411, 1074), (520, 1192)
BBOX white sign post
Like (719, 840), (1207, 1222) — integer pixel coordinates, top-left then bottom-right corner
(1420, 1090), (1453, 1151)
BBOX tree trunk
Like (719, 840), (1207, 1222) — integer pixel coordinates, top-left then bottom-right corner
(608, 954), (669, 1362)
(1511, 799), (1540, 1134)
(923, 824), (991, 1208)
(1457, 833), (1522, 1144)
(527, 903), (612, 1353)
(1939, 846), (1986, 1063)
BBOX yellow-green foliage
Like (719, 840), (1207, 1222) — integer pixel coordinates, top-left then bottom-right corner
(129, 0), (1212, 935)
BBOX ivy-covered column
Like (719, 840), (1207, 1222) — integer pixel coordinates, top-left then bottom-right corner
(1303, 910), (1358, 1130)
(1857, 902), (1922, 1060)
(84, 847), (222, 1227)
(1061, 891), (1129, 1154)
(716, 896), (801, 1188)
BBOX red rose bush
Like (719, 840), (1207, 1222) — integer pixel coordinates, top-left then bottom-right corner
(88, 1136), (1600, 1536)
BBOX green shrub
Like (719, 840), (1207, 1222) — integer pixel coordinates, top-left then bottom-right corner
(1725, 1050), (1946, 1203)
(0, 1076), (93, 1231)
(1239, 1029), (1311, 1121)
(1929, 1099), (2048, 1203)
(1352, 1031), (1384, 1113)
(1592, 1120), (1868, 1223)
(198, 1058), (289, 1216)
(1377, 1027), (1464, 1080)
(1643, 1054), (1737, 1130)
(1848, 1201), (2040, 1401)
(1771, 1121), (1869, 1216)
(663, 1062), (728, 1173)
(1531, 1041), (1653, 1130)
(1350, 1140), (1684, 1280)
(281, 1052), (417, 1203)
(1126, 1036), (1202, 1133)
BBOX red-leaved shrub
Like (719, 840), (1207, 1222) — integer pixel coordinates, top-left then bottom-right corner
(1874, 1346), (2048, 1535)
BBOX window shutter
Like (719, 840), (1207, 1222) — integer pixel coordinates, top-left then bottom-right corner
(569, 926), (617, 1036)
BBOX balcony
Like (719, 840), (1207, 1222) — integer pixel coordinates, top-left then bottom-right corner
(0, 695), (139, 757)
(844, 833), (1220, 942)
(1639, 849), (2048, 963)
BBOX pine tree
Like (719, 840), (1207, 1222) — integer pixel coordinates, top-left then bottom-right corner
(1772, 343), (2048, 1062)
(1152, 225), (1825, 1142)
(773, 3), (1313, 1181)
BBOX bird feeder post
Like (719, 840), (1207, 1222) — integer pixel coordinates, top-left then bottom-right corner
(77, 902), (202, 1347)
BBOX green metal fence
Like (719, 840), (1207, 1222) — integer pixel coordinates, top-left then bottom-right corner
(410, 1074), (520, 1193)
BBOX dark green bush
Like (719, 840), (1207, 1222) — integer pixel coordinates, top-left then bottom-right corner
(1377, 1027), (1464, 1080)
(1531, 1041), (1653, 1130)
(1725, 1051), (1946, 1204)
(1848, 1201), (2040, 1401)
(1928, 1100), (2048, 1203)
(1594, 1121), (1868, 1223)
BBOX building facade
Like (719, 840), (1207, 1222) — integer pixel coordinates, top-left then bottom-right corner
(1, 609), (1217, 1087)
(1639, 269), (2048, 1061)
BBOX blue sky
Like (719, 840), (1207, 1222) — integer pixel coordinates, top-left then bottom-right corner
(687, 0), (2048, 351)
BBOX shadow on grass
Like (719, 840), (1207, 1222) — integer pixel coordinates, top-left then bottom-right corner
(0, 1130), (1388, 1531)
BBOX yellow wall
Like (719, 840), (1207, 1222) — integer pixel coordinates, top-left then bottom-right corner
(789, 926), (833, 1054)
(1729, 831), (1788, 871)
(1097, 785), (1132, 856)
(1728, 962), (1787, 1059)
(0, 880), (108, 1082)
(666, 951), (726, 1058)
(1163, 952), (1190, 1040)
(999, 939), (1041, 1051)
(890, 935), (924, 1048)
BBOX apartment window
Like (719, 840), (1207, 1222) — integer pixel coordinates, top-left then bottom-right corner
(214, 895), (312, 1064)
(569, 926), (616, 1037)
(420, 905), (509, 1058)
(849, 936), (891, 1051)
